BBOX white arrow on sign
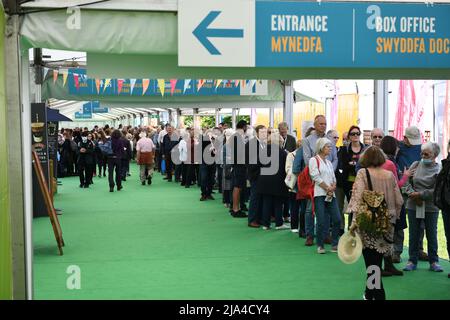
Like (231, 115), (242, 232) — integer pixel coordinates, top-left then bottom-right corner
(178, 0), (255, 67)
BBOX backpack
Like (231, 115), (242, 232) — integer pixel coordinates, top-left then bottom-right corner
(99, 138), (113, 156)
(356, 169), (392, 240)
(296, 156), (319, 201)
(434, 158), (450, 211)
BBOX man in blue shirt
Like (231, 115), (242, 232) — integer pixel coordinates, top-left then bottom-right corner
(395, 126), (426, 263)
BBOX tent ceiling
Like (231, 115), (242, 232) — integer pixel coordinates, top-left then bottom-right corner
(21, 0), (178, 11)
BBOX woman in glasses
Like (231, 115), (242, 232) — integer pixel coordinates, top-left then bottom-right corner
(338, 125), (367, 229)
(402, 142), (444, 272)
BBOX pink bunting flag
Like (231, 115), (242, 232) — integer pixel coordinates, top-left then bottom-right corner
(117, 79), (124, 95)
(95, 79), (101, 94)
(197, 79), (205, 91)
(53, 70), (58, 83)
(234, 80), (240, 87)
(73, 73), (79, 90)
(142, 79), (150, 95)
(170, 79), (177, 96)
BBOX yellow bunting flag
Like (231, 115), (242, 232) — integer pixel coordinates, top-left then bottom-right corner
(215, 79), (223, 89)
(61, 69), (68, 87)
(103, 79), (111, 93)
(157, 79), (165, 97)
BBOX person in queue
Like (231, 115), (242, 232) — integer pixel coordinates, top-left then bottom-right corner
(302, 115), (337, 246)
(247, 125), (267, 228)
(348, 146), (403, 300)
(394, 126), (426, 263)
(403, 142), (444, 273)
(338, 125), (366, 230)
(371, 128), (384, 147)
(309, 138), (341, 254)
(257, 133), (289, 230)
(230, 120), (248, 218)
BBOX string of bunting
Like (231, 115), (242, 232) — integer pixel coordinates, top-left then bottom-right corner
(43, 67), (261, 96)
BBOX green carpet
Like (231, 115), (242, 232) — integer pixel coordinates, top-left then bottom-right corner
(33, 163), (450, 300)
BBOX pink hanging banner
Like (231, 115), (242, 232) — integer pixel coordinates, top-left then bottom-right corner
(170, 79), (177, 95)
(394, 80), (416, 140)
(330, 80), (339, 129)
(444, 81), (450, 156)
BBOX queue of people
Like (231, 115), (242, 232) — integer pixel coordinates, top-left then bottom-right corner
(58, 118), (450, 300)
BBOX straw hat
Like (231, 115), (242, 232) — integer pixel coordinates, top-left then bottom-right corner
(337, 231), (363, 264)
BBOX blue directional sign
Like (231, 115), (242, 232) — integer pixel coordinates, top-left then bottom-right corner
(179, 0), (450, 68)
(193, 11), (244, 55)
(91, 101), (108, 113)
(74, 102), (93, 119)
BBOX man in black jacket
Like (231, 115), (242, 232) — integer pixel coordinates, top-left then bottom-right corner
(278, 122), (297, 152)
(230, 120), (248, 218)
(199, 130), (217, 201)
(120, 133), (132, 182)
(278, 122), (297, 222)
(161, 125), (179, 182)
(247, 125), (267, 227)
(77, 131), (95, 188)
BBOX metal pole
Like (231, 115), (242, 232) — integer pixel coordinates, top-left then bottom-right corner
(232, 108), (237, 129)
(269, 107), (274, 128)
(215, 108), (220, 127)
(193, 108), (199, 129)
(5, 13), (29, 299)
(283, 80), (294, 135)
(374, 80), (389, 133)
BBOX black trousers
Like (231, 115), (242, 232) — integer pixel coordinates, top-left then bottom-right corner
(107, 157), (122, 188)
(97, 155), (107, 176)
(175, 163), (182, 181)
(216, 164), (223, 193)
(155, 149), (161, 171)
(183, 163), (197, 186)
(165, 153), (173, 180)
(121, 158), (130, 179)
(78, 161), (93, 186)
(362, 248), (386, 300)
(200, 164), (216, 197)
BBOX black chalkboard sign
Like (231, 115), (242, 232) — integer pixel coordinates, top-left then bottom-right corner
(31, 103), (50, 218)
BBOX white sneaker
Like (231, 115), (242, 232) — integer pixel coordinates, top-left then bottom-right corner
(290, 229), (299, 233)
(262, 226), (270, 230)
(275, 224), (290, 230)
(317, 247), (326, 254)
